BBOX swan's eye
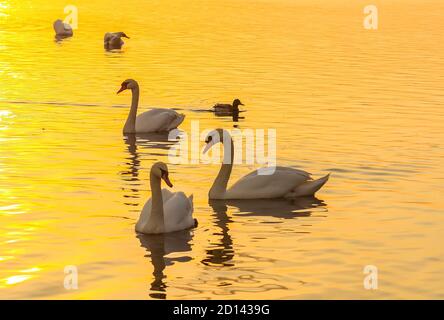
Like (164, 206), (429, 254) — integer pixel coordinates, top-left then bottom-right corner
(205, 136), (212, 143)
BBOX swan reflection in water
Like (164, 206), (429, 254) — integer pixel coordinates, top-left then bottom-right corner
(137, 230), (194, 299)
(203, 197), (326, 268)
(202, 200), (236, 267)
(120, 133), (178, 209)
(223, 196), (327, 219)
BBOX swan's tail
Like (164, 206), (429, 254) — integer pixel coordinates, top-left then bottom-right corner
(168, 113), (186, 130)
(285, 174), (330, 198)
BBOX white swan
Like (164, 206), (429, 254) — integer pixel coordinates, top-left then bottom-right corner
(104, 32), (129, 50)
(136, 162), (196, 234)
(53, 19), (73, 38)
(203, 129), (330, 199)
(117, 79), (185, 134)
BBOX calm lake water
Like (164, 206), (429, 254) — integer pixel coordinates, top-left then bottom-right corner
(0, 0), (443, 299)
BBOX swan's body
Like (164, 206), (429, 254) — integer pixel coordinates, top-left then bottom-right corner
(137, 189), (195, 234)
(117, 79), (185, 134)
(104, 32), (129, 50)
(213, 99), (244, 114)
(136, 162), (196, 234)
(223, 166), (329, 199)
(53, 19), (73, 38)
(204, 129), (330, 200)
(135, 108), (185, 133)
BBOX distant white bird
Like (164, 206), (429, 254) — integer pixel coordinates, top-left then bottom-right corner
(104, 32), (129, 50)
(53, 19), (73, 38)
(117, 79), (185, 134)
(136, 162), (196, 234)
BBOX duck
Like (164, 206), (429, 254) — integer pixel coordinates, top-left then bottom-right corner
(213, 99), (244, 114)
(117, 79), (185, 134)
(136, 162), (196, 234)
(203, 129), (330, 199)
(53, 19), (73, 38)
(104, 32), (129, 50)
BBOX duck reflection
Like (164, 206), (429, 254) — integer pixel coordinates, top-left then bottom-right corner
(202, 200), (235, 267)
(214, 109), (246, 127)
(137, 230), (194, 299)
(120, 133), (178, 209)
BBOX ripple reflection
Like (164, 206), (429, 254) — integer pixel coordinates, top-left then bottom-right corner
(137, 230), (194, 299)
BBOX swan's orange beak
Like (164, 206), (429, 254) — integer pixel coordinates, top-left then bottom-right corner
(117, 84), (127, 94)
(161, 171), (173, 188)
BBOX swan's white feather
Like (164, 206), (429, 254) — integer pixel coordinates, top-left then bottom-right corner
(224, 167), (312, 199)
(135, 108), (185, 133)
(163, 192), (194, 232)
(136, 189), (194, 234)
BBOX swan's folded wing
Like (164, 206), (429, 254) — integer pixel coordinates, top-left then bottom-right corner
(242, 166), (311, 179)
(163, 192), (194, 231)
(135, 197), (153, 232)
(166, 113), (185, 131)
(161, 188), (175, 202)
(136, 109), (182, 132)
(226, 167), (311, 199)
(136, 189), (186, 233)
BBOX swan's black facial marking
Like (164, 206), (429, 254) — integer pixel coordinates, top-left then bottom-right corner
(117, 81), (128, 94)
(160, 168), (173, 187)
(205, 135), (213, 144)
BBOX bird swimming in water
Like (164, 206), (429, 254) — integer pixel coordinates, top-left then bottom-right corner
(53, 19), (73, 39)
(117, 79), (186, 133)
(104, 32), (130, 50)
(213, 99), (244, 114)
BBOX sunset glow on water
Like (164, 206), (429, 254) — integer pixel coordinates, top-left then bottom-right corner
(0, 0), (443, 299)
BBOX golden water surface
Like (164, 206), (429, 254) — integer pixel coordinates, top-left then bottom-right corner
(0, 0), (443, 299)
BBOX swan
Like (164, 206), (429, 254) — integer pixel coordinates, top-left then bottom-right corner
(117, 79), (185, 134)
(53, 19), (73, 38)
(104, 32), (129, 50)
(203, 129), (330, 199)
(213, 99), (244, 114)
(136, 162), (196, 234)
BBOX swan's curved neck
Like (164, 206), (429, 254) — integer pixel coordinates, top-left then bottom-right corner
(148, 172), (165, 230)
(209, 133), (234, 199)
(123, 85), (140, 134)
